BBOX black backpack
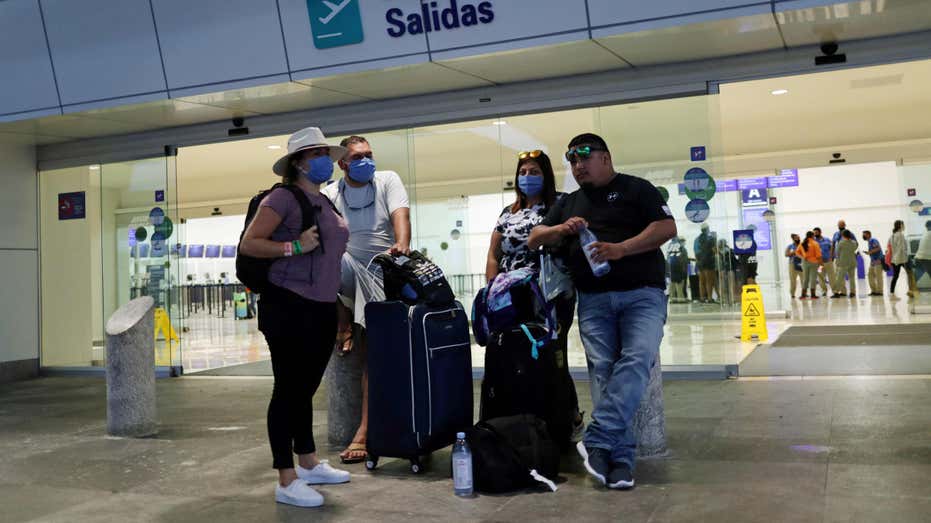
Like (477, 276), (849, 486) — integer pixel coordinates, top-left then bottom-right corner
(235, 184), (337, 294)
(370, 250), (455, 306)
(480, 323), (574, 451)
(465, 414), (560, 493)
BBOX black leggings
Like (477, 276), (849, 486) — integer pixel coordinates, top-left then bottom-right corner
(258, 288), (337, 470)
(890, 263), (914, 293)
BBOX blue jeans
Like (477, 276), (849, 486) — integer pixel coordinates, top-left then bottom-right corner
(578, 287), (667, 469)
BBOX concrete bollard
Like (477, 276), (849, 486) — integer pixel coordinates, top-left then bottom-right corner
(325, 324), (364, 447)
(105, 296), (158, 437)
(634, 351), (667, 457)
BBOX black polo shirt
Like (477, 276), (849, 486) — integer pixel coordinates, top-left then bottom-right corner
(540, 173), (674, 293)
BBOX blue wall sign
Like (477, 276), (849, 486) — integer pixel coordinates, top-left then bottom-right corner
(685, 199), (710, 223)
(308, 0), (365, 49)
(742, 188), (768, 205)
(738, 177), (768, 190)
(742, 208), (772, 250)
(149, 207), (165, 226)
(690, 146), (706, 162)
(733, 229), (756, 255)
(155, 190), (164, 202)
(768, 169), (799, 188)
(58, 192), (86, 220)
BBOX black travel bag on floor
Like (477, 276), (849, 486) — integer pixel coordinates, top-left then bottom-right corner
(465, 414), (560, 493)
(479, 323), (573, 451)
(364, 300), (474, 473)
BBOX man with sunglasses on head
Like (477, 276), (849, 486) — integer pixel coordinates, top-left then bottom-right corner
(322, 135), (411, 464)
(529, 133), (677, 491)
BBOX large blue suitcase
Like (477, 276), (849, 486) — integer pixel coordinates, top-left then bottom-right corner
(364, 300), (474, 473)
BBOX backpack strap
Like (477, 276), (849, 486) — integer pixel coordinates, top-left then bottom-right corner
(277, 184), (329, 253)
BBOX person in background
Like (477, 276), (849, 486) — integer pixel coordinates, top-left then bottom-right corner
(889, 220), (918, 299)
(240, 126), (351, 508)
(785, 234), (803, 299)
(831, 219), (855, 262)
(667, 237), (689, 304)
(862, 230), (885, 296)
(695, 224), (718, 303)
(322, 135), (412, 464)
(813, 227), (835, 298)
(484, 149), (584, 441)
(916, 220), (931, 280)
(796, 231), (822, 300)
(528, 133), (677, 490)
(834, 229), (859, 298)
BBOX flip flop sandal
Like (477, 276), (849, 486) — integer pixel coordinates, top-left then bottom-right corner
(340, 443), (367, 464)
(336, 329), (354, 355)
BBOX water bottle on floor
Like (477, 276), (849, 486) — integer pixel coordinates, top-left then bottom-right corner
(452, 432), (473, 497)
(580, 226), (611, 277)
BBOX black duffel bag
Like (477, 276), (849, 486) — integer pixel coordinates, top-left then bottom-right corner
(465, 414), (560, 493)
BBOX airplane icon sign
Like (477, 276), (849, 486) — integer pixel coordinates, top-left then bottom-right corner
(307, 0), (364, 49)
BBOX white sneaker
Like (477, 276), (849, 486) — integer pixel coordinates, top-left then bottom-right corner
(275, 479), (324, 508)
(297, 461), (351, 485)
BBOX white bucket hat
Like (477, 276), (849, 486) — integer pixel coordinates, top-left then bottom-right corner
(272, 126), (347, 176)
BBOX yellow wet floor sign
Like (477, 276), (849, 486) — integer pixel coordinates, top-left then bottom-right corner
(740, 284), (768, 342)
(153, 307), (180, 366)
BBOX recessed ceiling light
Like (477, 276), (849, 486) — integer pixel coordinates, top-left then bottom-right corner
(771, 89), (789, 96)
(89, 164), (100, 170)
(492, 120), (507, 126)
(267, 145), (282, 150)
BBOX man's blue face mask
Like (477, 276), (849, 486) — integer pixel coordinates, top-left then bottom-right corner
(304, 155), (334, 184)
(518, 174), (544, 197)
(347, 157), (376, 183)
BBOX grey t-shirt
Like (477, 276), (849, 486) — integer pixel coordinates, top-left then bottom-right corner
(323, 170), (410, 263)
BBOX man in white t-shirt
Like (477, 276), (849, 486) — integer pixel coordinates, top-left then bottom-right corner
(322, 135), (411, 464)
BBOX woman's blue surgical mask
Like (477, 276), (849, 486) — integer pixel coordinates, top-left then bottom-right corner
(518, 174), (544, 197)
(347, 157), (376, 184)
(304, 155), (334, 184)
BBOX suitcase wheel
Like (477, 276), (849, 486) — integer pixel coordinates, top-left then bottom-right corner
(409, 458), (423, 474)
(365, 456), (378, 471)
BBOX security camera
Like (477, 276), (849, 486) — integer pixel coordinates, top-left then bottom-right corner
(229, 117), (249, 136)
(829, 153), (846, 164)
(815, 41), (846, 65)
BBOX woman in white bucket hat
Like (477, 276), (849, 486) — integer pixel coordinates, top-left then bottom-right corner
(240, 127), (351, 508)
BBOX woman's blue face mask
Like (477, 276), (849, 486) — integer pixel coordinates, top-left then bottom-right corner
(518, 174), (544, 197)
(347, 157), (376, 183)
(303, 155), (333, 184)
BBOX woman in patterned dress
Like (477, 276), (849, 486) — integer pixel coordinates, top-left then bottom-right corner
(484, 149), (584, 442)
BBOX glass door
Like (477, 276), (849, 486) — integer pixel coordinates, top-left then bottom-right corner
(100, 151), (182, 375)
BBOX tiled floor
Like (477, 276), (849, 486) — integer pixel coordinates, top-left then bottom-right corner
(1, 375), (929, 522)
(178, 280), (931, 373)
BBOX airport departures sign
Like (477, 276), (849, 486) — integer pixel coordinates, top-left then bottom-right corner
(308, 0), (495, 49)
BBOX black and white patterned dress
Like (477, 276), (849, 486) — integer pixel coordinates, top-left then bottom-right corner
(495, 194), (564, 273)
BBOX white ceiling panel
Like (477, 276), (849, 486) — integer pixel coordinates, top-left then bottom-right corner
(435, 39), (628, 84)
(588, 0), (760, 30)
(151, 0), (289, 91)
(178, 81), (367, 114)
(0, 114), (145, 141)
(73, 99), (258, 129)
(297, 62), (493, 100)
(594, 7), (783, 66)
(0, 0), (62, 116)
(776, 0), (931, 47)
(424, 0), (589, 53)
(279, 0), (430, 73)
(42, 0), (166, 105)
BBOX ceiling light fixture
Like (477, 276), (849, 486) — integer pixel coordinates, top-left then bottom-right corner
(89, 164), (100, 170)
(267, 145), (282, 150)
(771, 89), (789, 96)
(492, 120), (507, 126)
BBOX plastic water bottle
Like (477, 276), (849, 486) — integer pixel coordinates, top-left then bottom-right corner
(452, 432), (474, 497)
(580, 226), (611, 277)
